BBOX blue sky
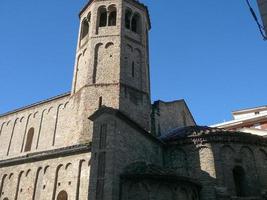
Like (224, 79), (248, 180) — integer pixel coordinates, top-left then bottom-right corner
(0, 0), (266, 125)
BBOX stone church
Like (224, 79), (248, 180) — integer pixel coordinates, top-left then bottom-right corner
(1, 0), (267, 200)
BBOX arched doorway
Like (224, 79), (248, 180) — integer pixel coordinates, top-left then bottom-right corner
(57, 190), (68, 200)
(233, 166), (247, 197)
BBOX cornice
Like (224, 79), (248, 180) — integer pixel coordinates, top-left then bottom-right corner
(0, 143), (91, 168)
(166, 132), (267, 147)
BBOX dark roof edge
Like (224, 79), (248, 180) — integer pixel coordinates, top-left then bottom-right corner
(79, 0), (93, 17)
(0, 92), (71, 118)
(89, 106), (163, 145)
(153, 99), (185, 105)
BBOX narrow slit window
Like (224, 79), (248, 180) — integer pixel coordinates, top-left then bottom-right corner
(24, 128), (34, 152)
(99, 96), (103, 108)
(99, 124), (107, 149)
(132, 62), (135, 77)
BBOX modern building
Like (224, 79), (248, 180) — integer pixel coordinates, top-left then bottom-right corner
(212, 105), (267, 136)
(1, 1), (267, 200)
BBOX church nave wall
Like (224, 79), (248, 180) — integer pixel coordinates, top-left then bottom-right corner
(0, 152), (91, 200)
(0, 94), (83, 160)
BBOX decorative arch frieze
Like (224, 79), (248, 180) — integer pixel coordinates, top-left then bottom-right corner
(0, 173), (16, 199)
(0, 121), (11, 157)
(65, 163), (72, 170)
(73, 53), (83, 93)
(52, 104), (64, 146)
(32, 167), (43, 200)
(76, 159), (86, 200)
(105, 42), (114, 49)
(48, 106), (53, 113)
(33, 111), (39, 118)
(239, 146), (256, 170)
(36, 109), (47, 149)
(20, 117), (25, 123)
(0, 122), (6, 136)
(220, 145), (236, 194)
(0, 174), (8, 198)
(239, 146), (260, 196)
(52, 164), (64, 200)
(6, 118), (19, 156)
(14, 171), (24, 200)
(93, 43), (104, 84)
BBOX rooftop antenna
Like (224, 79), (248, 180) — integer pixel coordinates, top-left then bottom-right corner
(245, 0), (267, 40)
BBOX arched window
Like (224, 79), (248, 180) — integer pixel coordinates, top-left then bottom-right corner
(24, 128), (34, 152)
(125, 9), (132, 29)
(233, 166), (247, 197)
(57, 190), (68, 200)
(99, 7), (107, 27)
(108, 6), (117, 26)
(81, 19), (89, 40)
(131, 13), (141, 34)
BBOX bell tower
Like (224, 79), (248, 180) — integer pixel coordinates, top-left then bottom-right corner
(71, 0), (151, 131)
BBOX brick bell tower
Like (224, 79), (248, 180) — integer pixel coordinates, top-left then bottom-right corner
(71, 0), (152, 131)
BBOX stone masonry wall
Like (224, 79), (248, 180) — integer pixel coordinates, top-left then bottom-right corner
(119, 0), (151, 131)
(212, 143), (267, 198)
(121, 179), (199, 200)
(71, 0), (151, 132)
(72, 0), (122, 93)
(168, 141), (267, 200)
(0, 151), (91, 200)
(152, 100), (196, 137)
(89, 112), (163, 200)
(0, 94), (81, 160)
(166, 144), (217, 200)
